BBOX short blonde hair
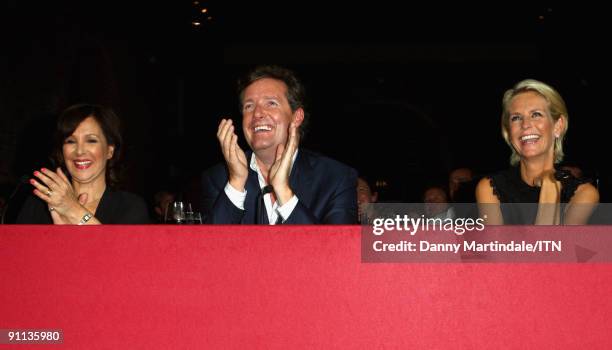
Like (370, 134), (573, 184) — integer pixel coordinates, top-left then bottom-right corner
(501, 79), (569, 165)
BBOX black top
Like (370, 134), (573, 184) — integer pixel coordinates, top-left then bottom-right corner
(488, 166), (589, 224)
(16, 188), (151, 224)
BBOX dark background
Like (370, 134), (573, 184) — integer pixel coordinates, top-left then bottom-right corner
(1, 1), (610, 216)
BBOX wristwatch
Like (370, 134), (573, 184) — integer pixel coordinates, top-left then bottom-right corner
(78, 212), (93, 225)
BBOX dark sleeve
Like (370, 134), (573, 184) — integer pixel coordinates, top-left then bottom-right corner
(560, 175), (591, 203)
(16, 195), (53, 224)
(200, 165), (245, 224)
(283, 200), (319, 224)
(284, 166), (358, 225)
(488, 176), (502, 202)
(123, 195), (151, 224)
(105, 193), (151, 224)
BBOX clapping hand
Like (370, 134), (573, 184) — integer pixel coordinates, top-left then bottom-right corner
(269, 121), (300, 205)
(534, 169), (561, 203)
(217, 119), (249, 192)
(30, 167), (88, 224)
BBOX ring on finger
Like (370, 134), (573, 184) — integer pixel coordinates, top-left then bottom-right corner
(49, 207), (55, 211)
(46, 189), (53, 196)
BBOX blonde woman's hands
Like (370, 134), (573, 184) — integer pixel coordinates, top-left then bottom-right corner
(535, 169), (561, 203)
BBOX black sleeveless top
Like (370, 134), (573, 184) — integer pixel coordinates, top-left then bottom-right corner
(488, 166), (589, 224)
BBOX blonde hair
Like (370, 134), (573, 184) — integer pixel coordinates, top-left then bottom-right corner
(501, 79), (569, 165)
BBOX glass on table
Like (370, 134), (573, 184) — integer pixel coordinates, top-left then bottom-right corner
(165, 201), (185, 224)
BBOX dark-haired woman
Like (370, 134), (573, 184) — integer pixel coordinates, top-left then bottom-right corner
(17, 104), (150, 224)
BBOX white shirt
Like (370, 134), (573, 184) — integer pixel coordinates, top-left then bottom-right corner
(431, 207), (456, 220)
(224, 150), (299, 224)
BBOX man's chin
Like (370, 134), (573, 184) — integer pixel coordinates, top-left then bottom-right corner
(251, 142), (280, 153)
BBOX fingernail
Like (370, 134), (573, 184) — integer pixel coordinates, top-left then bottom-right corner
(41, 168), (47, 172)
(29, 179), (35, 185)
(34, 171), (39, 176)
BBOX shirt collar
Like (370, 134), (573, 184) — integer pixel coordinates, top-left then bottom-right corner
(250, 149), (299, 173)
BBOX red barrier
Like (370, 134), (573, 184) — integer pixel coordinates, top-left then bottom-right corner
(1, 225), (612, 349)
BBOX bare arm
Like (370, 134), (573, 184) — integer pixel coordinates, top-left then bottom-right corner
(534, 170), (561, 225)
(475, 177), (503, 225)
(564, 183), (599, 225)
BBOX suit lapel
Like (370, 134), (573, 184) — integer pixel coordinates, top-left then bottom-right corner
(290, 149), (314, 206)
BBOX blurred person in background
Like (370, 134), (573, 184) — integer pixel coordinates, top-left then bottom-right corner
(357, 176), (378, 223)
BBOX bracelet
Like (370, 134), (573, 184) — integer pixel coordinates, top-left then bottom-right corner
(78, 212), (93, 225)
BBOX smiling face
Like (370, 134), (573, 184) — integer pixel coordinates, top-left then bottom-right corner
(62, 116), (114, 185)
(241, 78), (303, 155)
(507, 91), (564, 164)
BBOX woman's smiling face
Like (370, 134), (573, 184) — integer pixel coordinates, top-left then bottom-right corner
(62, 116), (114, 185)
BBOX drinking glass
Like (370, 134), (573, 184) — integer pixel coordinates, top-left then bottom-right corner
(165, 201), (185, 224)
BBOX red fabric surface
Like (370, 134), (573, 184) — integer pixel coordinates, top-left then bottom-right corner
(1, 225), (611, 349)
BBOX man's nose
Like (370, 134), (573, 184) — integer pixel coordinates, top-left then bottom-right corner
(253, 103), (264, 119)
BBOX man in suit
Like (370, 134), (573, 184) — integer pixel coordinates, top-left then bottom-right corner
(201, 65), (357, 224)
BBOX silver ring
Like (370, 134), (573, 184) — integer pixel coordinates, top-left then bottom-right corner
(49, 207), (55, 211)
(46, 190), (52, 196)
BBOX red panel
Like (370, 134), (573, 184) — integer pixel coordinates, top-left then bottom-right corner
(1, 225), (611, 349)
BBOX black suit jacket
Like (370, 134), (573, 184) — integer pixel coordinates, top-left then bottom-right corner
(201, 149), (357, 224)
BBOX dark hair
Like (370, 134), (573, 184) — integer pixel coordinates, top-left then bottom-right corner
(422, 184), (450, 202)
(52, 104), (123, 187)
(358, 175), (377, 192)
(237, 65), (310, 138)
(153, 190), (174, 207)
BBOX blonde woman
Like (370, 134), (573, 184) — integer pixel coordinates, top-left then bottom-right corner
(476, 79), (599, 224)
